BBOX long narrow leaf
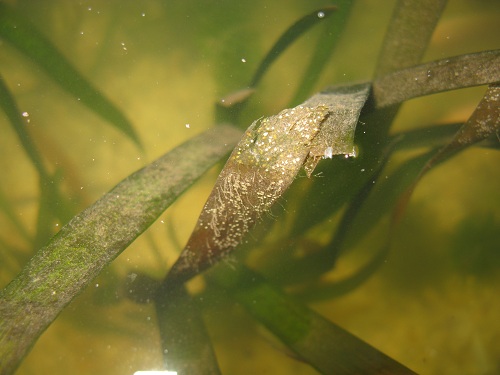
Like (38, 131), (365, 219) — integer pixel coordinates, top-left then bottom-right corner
(0, 75), (49, 181)
(368, 0), (448, 157)
(210, 264), (417, 375)
(289, 0), (356, 105)
(393, 83), (500, 221)
(155, 286), (221, 375)
(0, 125), (242, 375)
(216, 6), (337, 125)
(0, 4), (141, 146)
(0, 74), (77, 245)
(373, 50), (500, 108)
(250, 6), (337, 88)
(374, 0), (448, 76)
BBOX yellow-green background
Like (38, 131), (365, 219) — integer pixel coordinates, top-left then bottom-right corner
(1, 0), (499, 374)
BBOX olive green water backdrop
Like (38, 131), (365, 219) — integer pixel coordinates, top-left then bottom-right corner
(1, 1), (499, 374)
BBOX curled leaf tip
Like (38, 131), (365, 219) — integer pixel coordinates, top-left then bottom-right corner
(167, 84), (370, 285)
(167, 105), (330, 284)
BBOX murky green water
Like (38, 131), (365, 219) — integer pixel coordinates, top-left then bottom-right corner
(1, 1), (499, 374)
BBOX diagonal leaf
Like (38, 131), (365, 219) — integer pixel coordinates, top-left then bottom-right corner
(368, 0), (448, 157)
(249, 6), (337, 88)
(0, 125), (242, 375)
(216, 6), (338, 125)
(393, 83), (500, 221)
(295, 244), (391, 302)
(289, 0), (356, 105)
(209, 264), (417, 375)
(374, 0), (448, 76)
(0, 3), (141, 146)
(373, 50), (500, 108)
(0, 74), (77, 246)
(0, 74), (50, 181)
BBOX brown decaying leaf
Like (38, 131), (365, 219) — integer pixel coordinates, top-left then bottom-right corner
(166, 84), (370, 285)
(166, 105), (329, 284)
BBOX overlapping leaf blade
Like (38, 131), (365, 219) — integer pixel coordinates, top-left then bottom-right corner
(0, 125), (242, 374)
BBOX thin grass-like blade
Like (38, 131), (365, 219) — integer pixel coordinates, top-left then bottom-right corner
(369, 0), (448, 157)
(0, 74), (76, 247)
(216, 6), (338, 124)
(0, 4), (141, 146)
(0, 75), (49, 180)
(289, 0), (355, 105)
(295, 244), (391, 302)
(393, 83), (500, 221)
(250, 6), (337, 88)
(217, 6), (339, 127)
(0, 125), (242, 375)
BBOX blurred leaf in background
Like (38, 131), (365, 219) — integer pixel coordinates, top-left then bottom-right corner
(0, 1), (499, 374)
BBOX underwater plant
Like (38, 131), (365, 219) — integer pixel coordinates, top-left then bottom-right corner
(1, 1), (499, 374)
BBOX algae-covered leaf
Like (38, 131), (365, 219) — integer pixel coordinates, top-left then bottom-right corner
(166, 105), (329, 285)
(0, 125), (242, 375)
(0, 3), (140, 146)
(302, 83), (371, 173)
(166, 83), (371, 285)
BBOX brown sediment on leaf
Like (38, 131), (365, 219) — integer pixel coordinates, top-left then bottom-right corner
(167, 84), (371, 285)
(303, 83), (370, 174)
(167, 105), (330, 284)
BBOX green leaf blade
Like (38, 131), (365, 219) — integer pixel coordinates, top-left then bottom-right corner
(0, 125), (242, 375)
(0, 4), (141, 146)
(250, 6), (337, 88)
